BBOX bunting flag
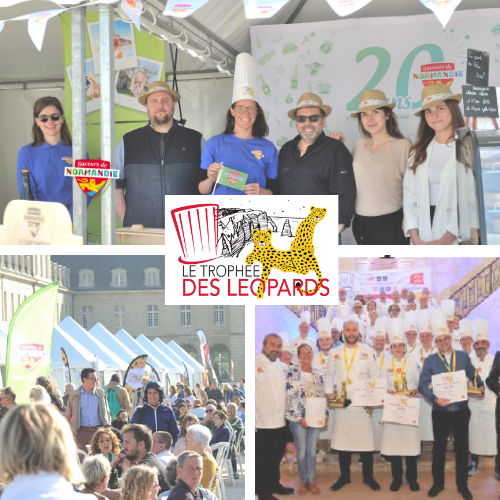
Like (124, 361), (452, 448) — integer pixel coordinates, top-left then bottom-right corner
(61, 347), (71, 386)
(231, 359), (234, 382)
(326, 0), (373, 17)
(419, 0), (463, 28)
(0, 22), (4, 33)
(5, 282), (59, 404)
(162, 0), (210, 18)
(244, 0), (291, 19)
(181, 361), (190, 384)
(196, 328), (215, 384)
(123, 354), (148, 402)
(121, 0), (143, 31)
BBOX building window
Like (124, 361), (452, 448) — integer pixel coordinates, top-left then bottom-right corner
(181, 305), (191, 327)
(180, 344), (199, 361)
(148, 305), (159, 328)
(211, 344), (231, 382)
(82, 306), (93, 330)
(111, 269), (127, 287)
(144, 268), (161, 287)
(115, 306), (125, 329)
(213, 305), (225, 326)
(78, 269), (95, 288)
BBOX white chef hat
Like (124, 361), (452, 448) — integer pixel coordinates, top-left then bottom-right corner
(472, 318), (489, 343)
(430, 309), (450, 339)
(404, 310), (418, 332)
(417, 309), (433, 334)
(232, 52), (258, 104)
(387, 318), (406, 345)
(299, 310), (311, 326)
(280, 343), (293, 354)
(326, 305), (336, 322)
(337, 304), (351, 320)
(331, 317), (344, 332)
(440, 299), (455, 322)
(373, 317), (388, 339)
(459, 319), (473, 340)
(316, 317), (331, 339)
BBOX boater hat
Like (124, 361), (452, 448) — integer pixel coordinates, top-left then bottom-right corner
(138, 81), (181, 106)
(288, 92), (332, 119)
(350, 89), (396, 118)
(414, 83), (462, 116)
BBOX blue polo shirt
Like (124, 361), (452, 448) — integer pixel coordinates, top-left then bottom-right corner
(200, 133), (278, 195)
(16, 141), (89, 218)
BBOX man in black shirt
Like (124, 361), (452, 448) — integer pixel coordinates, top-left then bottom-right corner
(121, 423), (170, 493)
(277, 93), (356, 243)
(206, 380), (223, 403)
(168, 451), (205, 500)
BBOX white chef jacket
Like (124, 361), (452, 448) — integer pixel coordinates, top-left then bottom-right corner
(255, 353), (286, 429)
(380, 355), (420, 456)
(372, 349), (391, 451)
(469, 353), (497, 456)
(313, 350), (330, 372)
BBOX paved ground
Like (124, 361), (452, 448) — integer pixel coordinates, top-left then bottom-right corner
(223, 453), (245, 500)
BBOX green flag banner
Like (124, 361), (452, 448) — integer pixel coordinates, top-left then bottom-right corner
(5, 282), (59, 404)
(216, 166), (248, 191)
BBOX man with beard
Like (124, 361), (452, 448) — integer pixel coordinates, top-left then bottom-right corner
(121, 423), (169, 493)
(325, 320), (380, 492)
(276, 93), (356, 243)
(313, 317), (334, 371)
(115, 81), (204, 228)
(256, 333), (292, 500)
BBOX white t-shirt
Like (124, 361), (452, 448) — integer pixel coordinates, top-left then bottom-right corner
(428, 141), (453, 206)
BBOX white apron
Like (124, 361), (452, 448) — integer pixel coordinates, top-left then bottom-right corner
(380, 356), (421, 456)
(326, 343), (377, 451)
(413, 346), (437, 441)
(469, 353), (497, 456)
(372, 350), (389, 451)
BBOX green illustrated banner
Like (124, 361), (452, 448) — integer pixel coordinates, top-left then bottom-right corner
(249, 9), (500, 151)
(217, 166), (249, 191)
(61, 13), (165, 243)
(5, 282), (59, 404)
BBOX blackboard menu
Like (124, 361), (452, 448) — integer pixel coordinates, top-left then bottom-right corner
(462, 85), (499, 118)
(466, 49), (490, 86)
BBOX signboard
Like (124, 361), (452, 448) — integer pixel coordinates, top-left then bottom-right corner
(466, 49), (490, 87)
(462, 85), (499, 118)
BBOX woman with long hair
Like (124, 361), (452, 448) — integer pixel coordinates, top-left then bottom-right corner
(184, 386), (195, 405)
(165, 385), (177, 405)
(174, 402), (187, 424)
(89, 428), (121, 462)
(16, 96), (88, 218)
(36, 375), (65, 414)
(198, 53), (278, 195)
(404, 84), (478, 244)
(333, 90), (411, 244)
(121, 465), (160, 500)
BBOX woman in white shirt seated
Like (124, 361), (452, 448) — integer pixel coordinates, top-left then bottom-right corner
(403, 84), (478, 245)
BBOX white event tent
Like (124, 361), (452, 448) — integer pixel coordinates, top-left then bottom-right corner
(135, 334), (185, 379)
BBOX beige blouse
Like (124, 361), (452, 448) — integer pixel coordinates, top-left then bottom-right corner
(352, 138), (412, 217)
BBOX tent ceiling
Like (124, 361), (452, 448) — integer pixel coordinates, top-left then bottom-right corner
(0, 0), (498, 83)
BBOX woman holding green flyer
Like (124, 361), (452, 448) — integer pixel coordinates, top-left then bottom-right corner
(198, 53), (278, 195)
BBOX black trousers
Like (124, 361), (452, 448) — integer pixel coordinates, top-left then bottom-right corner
(255, 426), (287, 496)
(352, 209), (408, 245)
(496, 399), (500, 472)
(389, 456), (417, 483)
(431, 409), (470, 490)
(338, 451), (374, 481)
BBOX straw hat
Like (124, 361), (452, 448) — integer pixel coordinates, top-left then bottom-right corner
(287, 92), (332, 119)
(414, 83), (462, 116)
(350, 89), (396, 118)
(138, 81), (181, 106)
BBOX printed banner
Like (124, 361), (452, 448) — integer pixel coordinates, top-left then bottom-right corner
(339, 268), (432, 298)
(123, 354), (148, 402)
(216, 166), (248, 192)
(244, 0), (291, 19)
(5, 282), (59, 404)
(249, 9), (500, 153)
(121, 0), (143, 31)
(419, 0), (463, 29)
(326, 0), (373, 17)
(162, 0), (210, 18)
(61, 347), (71, 386)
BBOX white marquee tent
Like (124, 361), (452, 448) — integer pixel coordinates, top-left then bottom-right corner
(135, 333), (185, 376)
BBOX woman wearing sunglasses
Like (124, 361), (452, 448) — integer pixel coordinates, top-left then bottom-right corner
(332, 90), (411, 245)
(198, 53), (278, 195)
(16, 96), (87, 218)
(403, 84), (478, 245)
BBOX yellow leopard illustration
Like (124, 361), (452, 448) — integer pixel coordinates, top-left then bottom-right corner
(245, 229), (323, 299)
(290, 205), (327, 252)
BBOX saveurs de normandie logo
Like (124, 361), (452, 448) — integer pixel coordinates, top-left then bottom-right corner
(166, 197), (338, 304)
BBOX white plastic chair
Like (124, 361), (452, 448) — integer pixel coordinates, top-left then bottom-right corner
(76, 448), (88, 464)
(234, 427), (245, 477)
(208, 470), (225, 500)
(211, 442), (230, 495)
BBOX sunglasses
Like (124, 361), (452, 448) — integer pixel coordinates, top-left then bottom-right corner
(206, 409), (214, 413)
(38, 113), (61, 123)
(296, 114), (322, 123)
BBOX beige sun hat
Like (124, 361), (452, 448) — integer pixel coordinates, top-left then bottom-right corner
(138, 81), (181, 106)
(350, 89), (396, 118)
(287, 92), (332, 119)
(414, 83), (462, 116)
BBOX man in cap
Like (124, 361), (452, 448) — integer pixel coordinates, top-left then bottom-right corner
(313, 317), (334, 371)
(276, 93), (356, 243)
(325, 319), (380, 491)
(290, 311), (317, 364)
(256, 333), (293, 500)
(418, 312), (484, 500)
(468, 319), (496, 476)
(485, 337), (500, 480)
(115, 81), (205, 228)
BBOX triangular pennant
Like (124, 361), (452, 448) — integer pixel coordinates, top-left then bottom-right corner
(244, 0), (291, 19)
(121, 0), (142, 31)
(419, 0), (463, 28)
(162, 0), (210, 18)
(326, 0), (373, 17)
(27, 9), (65, 51)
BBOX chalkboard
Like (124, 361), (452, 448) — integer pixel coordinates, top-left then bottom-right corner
(462, 85), (499, 118)
(466, 49), (490, 86)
